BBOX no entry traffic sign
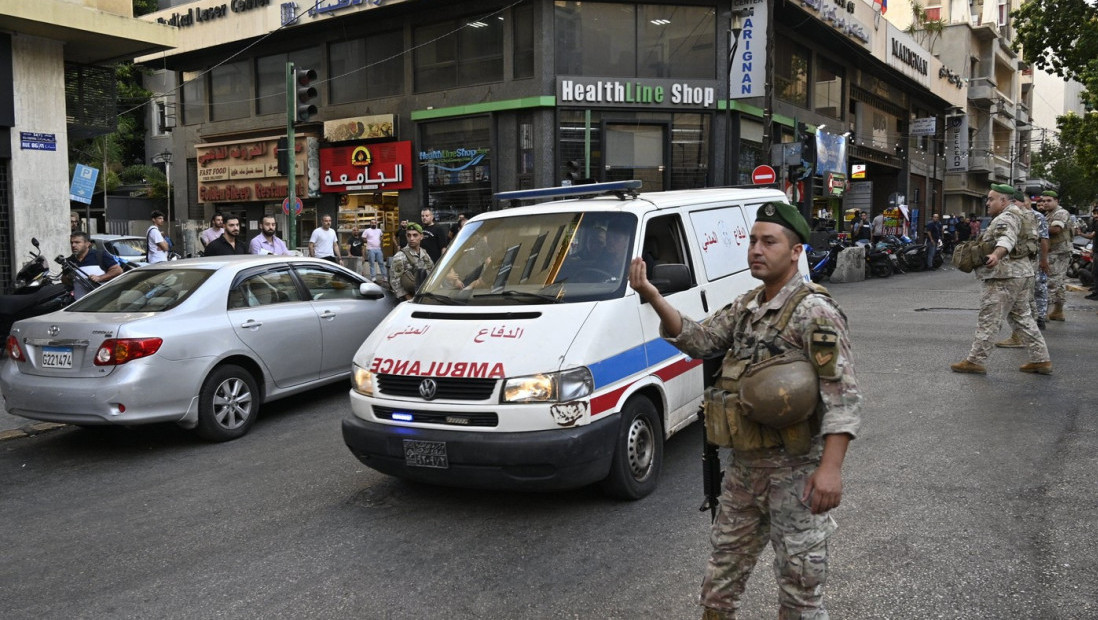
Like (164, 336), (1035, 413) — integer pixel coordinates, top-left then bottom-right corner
(751, 165), (777, 185)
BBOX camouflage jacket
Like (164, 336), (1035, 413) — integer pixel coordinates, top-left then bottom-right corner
(664, 275), (862, 467)
(976, 204), (1034, 280)
(390, 246), (434, 298)
(1046, 206), (1073, 254)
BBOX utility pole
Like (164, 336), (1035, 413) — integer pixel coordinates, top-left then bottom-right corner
(285, 61), (298, 249)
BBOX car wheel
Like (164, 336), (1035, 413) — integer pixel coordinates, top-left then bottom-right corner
(196, 364), (259, 442)
(601, 396), (662, 500)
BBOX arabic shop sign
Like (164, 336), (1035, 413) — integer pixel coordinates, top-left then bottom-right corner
(319, 140), (413, 192)
(196, 136), (320, 203)
(557, 77), (718, 109)
(281, 0), (384, 25)
(157, 0), (270, 27)
(799, 0), (869, 47)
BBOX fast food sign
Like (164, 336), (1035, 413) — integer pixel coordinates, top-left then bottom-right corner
(319, 140), (413, 192)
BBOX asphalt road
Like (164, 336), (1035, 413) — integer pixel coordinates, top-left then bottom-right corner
(2, 266), (1096, 618)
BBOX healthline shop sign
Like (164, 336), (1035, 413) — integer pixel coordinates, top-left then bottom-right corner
(557, 77), (718, 109)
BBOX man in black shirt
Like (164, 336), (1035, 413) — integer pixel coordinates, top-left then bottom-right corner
(204, 215), (249, 256)
(419, 208), (449, 262)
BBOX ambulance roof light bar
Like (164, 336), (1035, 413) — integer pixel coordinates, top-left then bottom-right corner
(494, 180), (642, 203)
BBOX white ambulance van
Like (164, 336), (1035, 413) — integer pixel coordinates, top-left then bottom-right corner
(343, 181), (809, 499)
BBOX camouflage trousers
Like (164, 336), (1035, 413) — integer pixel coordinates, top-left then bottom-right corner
(1046, 252), (1070, 305)
(968, 277), (1050, 364)
(1029, 260), (1048, 321)
(700, 461), (836, 619)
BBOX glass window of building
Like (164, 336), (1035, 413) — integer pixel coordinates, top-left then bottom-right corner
(419, 117), (493, 215)
(555, 2), (636, 76)
(415, 17), (503, 92)
(637, 5), (715, 78)
(329, 39), (368, 104)
(513, 3), (535, 79)
(814, 56), (843, 119)
(774, 38), (809, 108)
(181, 71), (207, 125)
(210, 60), (252, 121)
(366, 31), (404, 98)
(737, 119), (764, 185)
(255, 48), (323, 116)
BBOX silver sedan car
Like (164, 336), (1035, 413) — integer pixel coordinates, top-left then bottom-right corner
(1, 256), (396, 441)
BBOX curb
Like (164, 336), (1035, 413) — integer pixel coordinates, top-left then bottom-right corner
(0, 422), (67, 441)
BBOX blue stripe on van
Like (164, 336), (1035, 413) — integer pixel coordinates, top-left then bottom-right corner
(587, 338), (683, 390)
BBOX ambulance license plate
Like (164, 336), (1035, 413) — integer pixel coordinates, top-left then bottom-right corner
(403, 439), (448, 469)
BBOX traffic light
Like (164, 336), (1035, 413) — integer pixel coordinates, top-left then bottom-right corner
(801, 135), (815, 164)
(295, 67), (318, 123)
(565, 160), (581, 184)
(276, 136), (289, 175)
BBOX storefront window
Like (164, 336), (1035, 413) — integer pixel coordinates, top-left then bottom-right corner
(181, 71), (206, 125)
(210, 60), (252, 121)
(419, 117), (493, 216)
(556, 3), (715, 78)
(814, 56), (843, 119)
(414, 17), (503, 92)
(255, 48), (323, 116)
(774, 39), (809, 108)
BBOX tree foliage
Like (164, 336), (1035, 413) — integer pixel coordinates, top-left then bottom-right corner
(905, 2), (944, 53)
(1012, 0), (1098, 201)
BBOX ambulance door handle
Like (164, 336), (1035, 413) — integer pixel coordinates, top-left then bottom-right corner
(700, 289), (709, 313)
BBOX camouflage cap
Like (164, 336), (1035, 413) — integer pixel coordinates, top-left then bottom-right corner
(1042, 190), (1059, 199)
(756, 202), (811, 244)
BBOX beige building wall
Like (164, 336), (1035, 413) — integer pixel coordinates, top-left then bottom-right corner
(7, 35), (72, 266)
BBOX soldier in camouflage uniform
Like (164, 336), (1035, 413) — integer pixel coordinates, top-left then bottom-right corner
(997, 191), (1049, 347)
(629, 202), (862, 619)
(1039, 190), (1072, 321)
(389, 223), (435, 301)
(951, 185), (1051, 375)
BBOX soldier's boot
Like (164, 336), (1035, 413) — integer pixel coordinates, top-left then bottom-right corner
(1037, 318), (1046, 330)
(1048, 303), (1065, 321)
(950, 359), (987, 374)
(1019, 361), (1053, 375)
(994, 332), (1024, 348)
(702, 607), (735, 620)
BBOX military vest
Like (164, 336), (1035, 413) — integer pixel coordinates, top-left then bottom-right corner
(703, 281), (832, 456)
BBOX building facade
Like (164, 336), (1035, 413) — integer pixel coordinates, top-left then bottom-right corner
(139, 0), (964, 251)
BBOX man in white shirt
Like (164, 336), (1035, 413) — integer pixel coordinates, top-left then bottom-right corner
(146, 211), (170, 264)
(309, 214), (342, 263)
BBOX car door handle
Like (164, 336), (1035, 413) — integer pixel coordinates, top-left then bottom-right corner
(319, 311), (336, 320)
(240, 319), (263, 329)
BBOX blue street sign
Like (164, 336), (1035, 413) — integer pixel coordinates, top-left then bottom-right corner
(70, 164), (100, 204)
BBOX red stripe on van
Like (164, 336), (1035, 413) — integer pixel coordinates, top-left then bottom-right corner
(589, 355), (703, 417)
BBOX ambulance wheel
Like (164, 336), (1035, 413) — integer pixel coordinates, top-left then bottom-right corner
(602, 396), (662, 500)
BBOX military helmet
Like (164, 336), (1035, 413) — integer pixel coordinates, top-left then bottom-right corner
(738, 353), (820, 429)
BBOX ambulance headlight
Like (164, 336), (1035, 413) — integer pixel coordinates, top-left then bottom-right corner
(502, 367), (593, 403)
(352, 364), (375, 396)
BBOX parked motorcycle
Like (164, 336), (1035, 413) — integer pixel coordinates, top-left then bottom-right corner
(857, 240), (894, 278)
(805, 235), (844, 282)
(9, 238), (54, 293)
(0, 242), (91, 336)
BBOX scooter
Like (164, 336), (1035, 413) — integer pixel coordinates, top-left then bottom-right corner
(0, 245), (89, 336)
(857, 240), (894, 278)
(9, 238), (54, 293)
(805, 236), (844, 282)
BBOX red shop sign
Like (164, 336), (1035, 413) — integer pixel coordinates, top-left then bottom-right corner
(319, 140), (413, 193)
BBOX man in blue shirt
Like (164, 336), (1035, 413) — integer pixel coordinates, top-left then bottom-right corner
(67, 231), (122, 299)
(925, 213), (942, 269)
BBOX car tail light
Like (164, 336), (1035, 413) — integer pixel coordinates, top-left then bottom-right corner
(6, 335), (26, 362)
(94, 338), (163, 366)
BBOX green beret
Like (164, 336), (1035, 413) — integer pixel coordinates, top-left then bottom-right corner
(406, 222), (423, 233)
(755, 202), (810, 244)
(1042, 190), (1058, 199)
(990, 183), (1014, 196)
(1012, 189), (1025, 201)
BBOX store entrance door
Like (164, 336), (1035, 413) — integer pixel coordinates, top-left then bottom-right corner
(603, 122), (667, 191)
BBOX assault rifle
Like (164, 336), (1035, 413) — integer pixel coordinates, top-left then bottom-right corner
(699, 354), (724, 521)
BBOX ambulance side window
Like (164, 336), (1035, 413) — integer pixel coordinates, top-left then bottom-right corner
(642, 214), (693, 283)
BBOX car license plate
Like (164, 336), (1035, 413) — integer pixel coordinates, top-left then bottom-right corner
(403, 439), (448, 469)
(41, 346), (73, 369)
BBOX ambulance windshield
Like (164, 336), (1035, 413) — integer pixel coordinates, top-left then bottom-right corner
(417, 212), (637, 305)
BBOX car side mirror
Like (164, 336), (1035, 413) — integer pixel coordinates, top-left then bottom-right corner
(359, 281), (385, 300)
(649, 263), (691, 296)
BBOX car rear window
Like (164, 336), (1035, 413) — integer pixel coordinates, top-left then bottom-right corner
(67, 268), (212, 313)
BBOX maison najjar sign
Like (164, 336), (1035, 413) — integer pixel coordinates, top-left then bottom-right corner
(319, 140), (413, 192)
